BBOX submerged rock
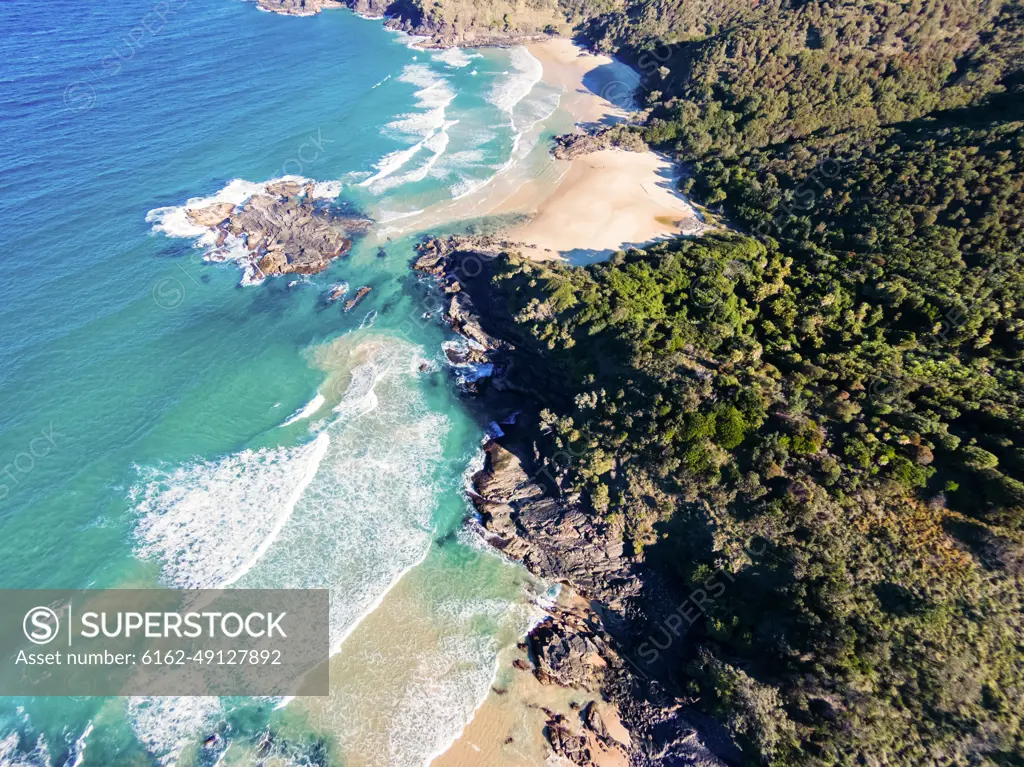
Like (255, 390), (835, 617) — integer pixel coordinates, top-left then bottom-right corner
(327, 282), (349, 301)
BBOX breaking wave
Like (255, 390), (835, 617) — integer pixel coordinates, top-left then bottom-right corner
(433, 48), (480, 68)
(132, 433), (330, 589)
(487, 46), (543, 118)
(280, 392), (326, 427)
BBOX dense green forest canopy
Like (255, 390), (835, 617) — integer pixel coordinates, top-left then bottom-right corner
(483, 0), (1024, 763)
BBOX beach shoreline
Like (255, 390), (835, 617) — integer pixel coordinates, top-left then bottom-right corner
(430, 38), (704, 767)
(372, 37), (706, 263)
(496, 38), (705, 263)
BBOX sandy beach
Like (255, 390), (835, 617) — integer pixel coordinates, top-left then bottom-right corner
(498, 38), (705, 263)
(377, 38), (705, 263)
(432, 589), (631, 767)
(504, 147), (703, 263)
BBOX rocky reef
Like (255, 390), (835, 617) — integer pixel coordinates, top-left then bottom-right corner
(183, 180), (370, 283)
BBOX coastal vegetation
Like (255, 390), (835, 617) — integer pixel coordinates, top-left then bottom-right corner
(469, 0), (1024, 763)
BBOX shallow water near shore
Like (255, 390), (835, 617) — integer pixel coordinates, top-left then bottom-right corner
(0, 0), (585, 762)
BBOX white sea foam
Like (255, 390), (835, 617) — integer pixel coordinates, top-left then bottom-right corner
(487, 46), (543, 117)
(361, 138), (432, 187)
(444, 149), (487, 165)
(70, 721), (93, 767)
(433, 48), (479, 68)
(310, 179), (342, 199)
(449, 175), (491, 200)
(324, 571), (549, 767)
(280, 392), (326, 427)
(516, 88), (561, 136)
(133, 338), (450, 659)
(146, 176), (337, 240)
(375, 206), (427, 224)
(442, 338), (495, 387)
(368, 123), (455, 193)
(326, 281), (349, 299)
(371, 74), (391, 89)
(359, 310), (378, 329)
(363, 64), (457, 193)
(239, 340), (451, 653)
(400, 63), (454, 99)
(0, 731), (51, 767)
(126, 697), (222, 766)
(385, 27), (430, 50)
(385, 106), (448, 137)
(132, 432), (330, 589)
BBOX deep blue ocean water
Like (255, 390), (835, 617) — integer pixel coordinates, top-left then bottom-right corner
(0, 0), (566, 762)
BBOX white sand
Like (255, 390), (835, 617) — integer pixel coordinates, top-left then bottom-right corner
(507, 148), (703, 262)
(498, 39), (704, 262)
(370, 39), (703, 261)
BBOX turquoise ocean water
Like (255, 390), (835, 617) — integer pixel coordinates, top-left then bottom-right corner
(0, 0), (588, 762)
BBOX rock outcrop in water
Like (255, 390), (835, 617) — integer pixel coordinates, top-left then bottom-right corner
(343, 286), (372, 312)
(183, 182), (370, 282)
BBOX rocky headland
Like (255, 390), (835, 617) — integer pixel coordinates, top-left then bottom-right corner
(255, 0), (343, 16)
(413, 236), (734, 767)
(183, 180), (370, 283)
(257, 0), (568, 48)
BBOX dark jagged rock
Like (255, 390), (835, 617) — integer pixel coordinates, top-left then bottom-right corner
(529, 613), (609, 691)
(582, 701), (609, 741)
(185, 185), (370, 282)
(545, 714), (592, 765)
(343, 286), (372, 312)
(473, 441), (634, 604)
(414, 237), (519, 355)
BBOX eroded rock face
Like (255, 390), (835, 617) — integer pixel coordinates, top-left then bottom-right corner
(185, 202), (234, 228)
(343, 286), (372, 312)
(472, 441), (635, 604)
(229, 194), (351, 277)
(256, 0), (560, 48)
(184, 186), (370, 282)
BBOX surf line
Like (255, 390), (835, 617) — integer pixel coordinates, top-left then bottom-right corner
(219, 431), (330, 588)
